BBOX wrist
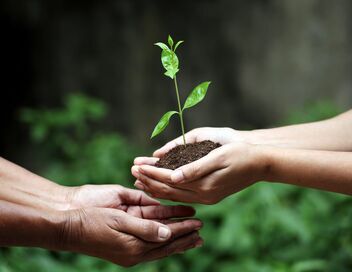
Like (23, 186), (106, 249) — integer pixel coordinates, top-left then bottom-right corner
(241, 129), (268, 145)
(250, 144), (276, 182)
(51, 208), (83, 251)
(48, 184), (78, 211)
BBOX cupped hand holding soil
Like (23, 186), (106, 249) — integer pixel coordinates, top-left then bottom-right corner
(132, 127), (262, 204)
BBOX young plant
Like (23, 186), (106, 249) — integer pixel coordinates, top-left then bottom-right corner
(151, 35), (211, 145)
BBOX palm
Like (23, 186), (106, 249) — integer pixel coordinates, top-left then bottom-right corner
(70, 184), (195, 220)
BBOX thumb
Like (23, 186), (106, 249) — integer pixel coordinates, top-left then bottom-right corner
(117, 213), (171, 242)
(171, 148), (223, 184)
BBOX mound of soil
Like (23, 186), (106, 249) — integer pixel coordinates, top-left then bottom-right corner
(155, 140), (221, 170)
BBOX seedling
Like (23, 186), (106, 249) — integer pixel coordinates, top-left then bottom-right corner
(151, 35), (211, 145)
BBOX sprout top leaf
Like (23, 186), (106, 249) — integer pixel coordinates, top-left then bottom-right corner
(151, 35), (211, 144)
(168, 35), (174, 49)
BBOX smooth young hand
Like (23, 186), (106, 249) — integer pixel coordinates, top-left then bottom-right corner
(133, 128), (266, 204)
(133, 124), (352, 203)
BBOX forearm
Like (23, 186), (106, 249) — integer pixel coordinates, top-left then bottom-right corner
(0, 200), (65, 249)
(0, 157), (71, 211)
(245, 110), (352, 151)
(259, 146), (352, 195)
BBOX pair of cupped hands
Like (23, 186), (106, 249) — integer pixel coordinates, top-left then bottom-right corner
(67, 127), (257, 266)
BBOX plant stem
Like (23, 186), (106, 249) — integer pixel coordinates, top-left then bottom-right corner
(173, 75), (186, 146)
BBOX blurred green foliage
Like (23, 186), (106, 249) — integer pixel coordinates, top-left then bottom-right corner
(1, 95), (351, 272)
(19, 94), (138, 186)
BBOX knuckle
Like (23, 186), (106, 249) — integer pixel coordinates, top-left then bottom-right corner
(217, 152), (228, 165)
(199, 183), (211, 194)
(160, 185), (171, 195)
(112, 214), (124, 229)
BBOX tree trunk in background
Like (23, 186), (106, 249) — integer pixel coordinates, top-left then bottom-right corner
(2, 0), (352, 153)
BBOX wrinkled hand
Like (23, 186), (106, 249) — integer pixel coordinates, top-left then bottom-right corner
(63, 206), (202, 267)
(61, 184), (203, 266)
(132, 128), (267, 204)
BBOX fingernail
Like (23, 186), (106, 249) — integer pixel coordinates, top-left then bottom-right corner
(158, 226), (171, 240)
(134, 181), (145, 190)
(171, 169), (184, 183)
(134, 158), (142, 165)
(131, 166), (140, 176)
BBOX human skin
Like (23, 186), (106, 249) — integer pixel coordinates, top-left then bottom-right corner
(0, 157), (203, 267)
(132, 110), (352, 204)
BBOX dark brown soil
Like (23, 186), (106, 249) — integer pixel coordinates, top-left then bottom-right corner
(155, 140), (221, 170)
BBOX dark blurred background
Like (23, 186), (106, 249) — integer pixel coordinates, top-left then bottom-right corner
(1, 1), (352, 271)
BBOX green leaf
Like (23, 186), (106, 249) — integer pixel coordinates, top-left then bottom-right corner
(161, 49), (179, 79)
(151, 111), (178, 138)
(168, 35), (174, 48)
(164, 69), (179, 78)
(154, 42), (169, 51)
(174, 40), (184, 51)
(183, 81), (211, 110)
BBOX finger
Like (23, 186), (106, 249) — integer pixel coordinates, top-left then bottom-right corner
(140, 218), (203, 250)
(119, 187), (160, 206)
(137, 205), (196, 220)
(134, 157), (159, 166)
(143, 232), (203, 262)
(134, 175), (198, 203)
(153, 131), (198, 158)
(137, 165), (174, 183)
(132, 165), (172, 182)
(117, 213), (172, 242)
(170, 148), (226, 184)
(167, 219), (203, 239)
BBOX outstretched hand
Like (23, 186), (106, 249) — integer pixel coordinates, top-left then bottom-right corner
(132, 128), (267, 204)
(61, 184), (203, 266)
(64, 206), (202, 267)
